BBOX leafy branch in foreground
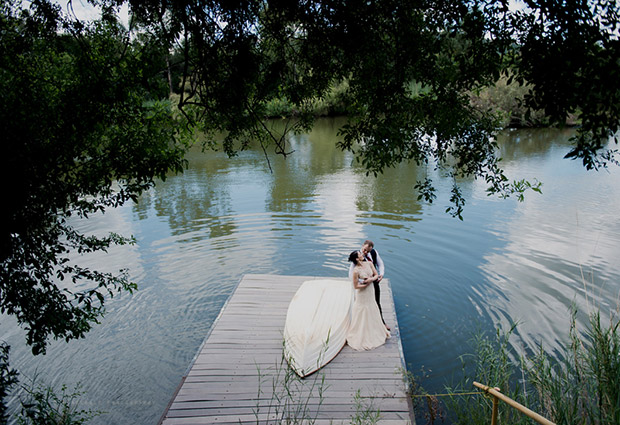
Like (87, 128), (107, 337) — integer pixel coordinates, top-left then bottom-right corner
(1, 0), (190, 356)
(125, 0), (618, 214)
(0, 344), (19, 425)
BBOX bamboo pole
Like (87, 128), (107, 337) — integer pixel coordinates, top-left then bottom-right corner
(491, 394), (499, 425)
(473, 382), (556, 425)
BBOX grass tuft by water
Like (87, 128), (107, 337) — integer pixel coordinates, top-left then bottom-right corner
(16, 377), (102, 425)
(252, 338), (383, 424)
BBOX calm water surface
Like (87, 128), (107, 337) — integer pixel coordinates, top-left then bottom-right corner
(2, 118), (620, 424)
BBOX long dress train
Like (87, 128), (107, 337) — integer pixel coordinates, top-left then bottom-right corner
(346, 263), (390, 350)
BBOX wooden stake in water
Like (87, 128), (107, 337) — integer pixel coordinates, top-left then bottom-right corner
(474, 382), (556, 425)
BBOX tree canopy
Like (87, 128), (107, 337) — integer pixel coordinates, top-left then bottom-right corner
(0, 1), (619, 416)
(125, 0), (619, 205)
(1, 0), (189, 356)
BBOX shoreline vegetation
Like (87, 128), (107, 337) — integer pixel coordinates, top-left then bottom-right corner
(252, 76), (579, 129)
(409, 306), (620, 425)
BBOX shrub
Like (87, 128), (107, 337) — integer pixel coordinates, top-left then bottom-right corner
(17, 379), (102, 425)
(0, 344), (19, 425)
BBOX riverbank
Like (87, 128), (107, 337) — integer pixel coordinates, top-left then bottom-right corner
(258, 76), (579, 129)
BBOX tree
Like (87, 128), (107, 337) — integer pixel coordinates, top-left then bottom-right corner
(513, 0), (620, 170)
(125, 0), (619, 215)
(0, 0), (189, 357)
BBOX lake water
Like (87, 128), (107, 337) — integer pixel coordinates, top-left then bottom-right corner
(2, 118), (620, 424)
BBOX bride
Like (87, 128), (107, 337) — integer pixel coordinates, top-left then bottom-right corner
(347, 250), (390, 350)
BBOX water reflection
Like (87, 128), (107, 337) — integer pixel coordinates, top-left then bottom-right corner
(1, 120), (619, 425)
(497, 127), (577, 163)
(477, 137), (620, 354)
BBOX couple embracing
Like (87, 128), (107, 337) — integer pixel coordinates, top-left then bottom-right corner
(346, 240), (391, 351)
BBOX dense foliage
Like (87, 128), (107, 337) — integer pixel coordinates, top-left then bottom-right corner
(0, 0), (189, 356)
(125, 0), (619, 209)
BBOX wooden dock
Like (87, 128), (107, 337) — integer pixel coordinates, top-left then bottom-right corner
(159, 274), (414, 424)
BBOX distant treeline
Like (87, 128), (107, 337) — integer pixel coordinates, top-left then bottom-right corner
(166, 47), (576, 130)
(170, 73), (577, 129)
(261, 77), (579, 128)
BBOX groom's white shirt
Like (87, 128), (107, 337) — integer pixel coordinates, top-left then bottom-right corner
(348, 250), (385, 279)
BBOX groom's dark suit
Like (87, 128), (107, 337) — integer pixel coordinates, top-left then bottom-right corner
(367, 248), (386, 324)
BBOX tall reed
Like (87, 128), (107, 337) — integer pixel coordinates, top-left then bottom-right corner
(254, 336), (383, 424)
(254, 343), (327, 424)
(441, 323), (533, 425)
(528, 307), (620, 425)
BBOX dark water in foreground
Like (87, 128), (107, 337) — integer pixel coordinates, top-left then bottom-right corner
(2, 118), (620, 424)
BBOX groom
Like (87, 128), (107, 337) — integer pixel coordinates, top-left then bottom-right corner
(349, 239), (389, 329)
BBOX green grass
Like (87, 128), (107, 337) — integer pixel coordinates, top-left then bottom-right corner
(252, 338), (382, 424)
(16, 378), (102, 425)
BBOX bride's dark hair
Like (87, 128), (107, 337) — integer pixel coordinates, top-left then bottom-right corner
(348, 251), (359, 264)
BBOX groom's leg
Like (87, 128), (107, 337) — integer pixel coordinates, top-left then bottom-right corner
(373, 281), (385, 324)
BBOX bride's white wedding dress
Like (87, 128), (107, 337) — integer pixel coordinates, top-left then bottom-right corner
(283, 279), (353, 377)
(347, 263), (390, 350)
(283, 265), (390, 376)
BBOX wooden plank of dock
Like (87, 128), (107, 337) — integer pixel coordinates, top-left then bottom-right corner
(159, 274), (414, 424)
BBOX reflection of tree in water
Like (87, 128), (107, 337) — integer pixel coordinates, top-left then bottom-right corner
(131, 125), (582, 240)
(133, 155), (239, 241)
(354, 162), (425, 223)
(497, 127), (577, 163)
(131, 117), (454, 237)
(254, 117), (428, 219)
(266, 118), (355, 213)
